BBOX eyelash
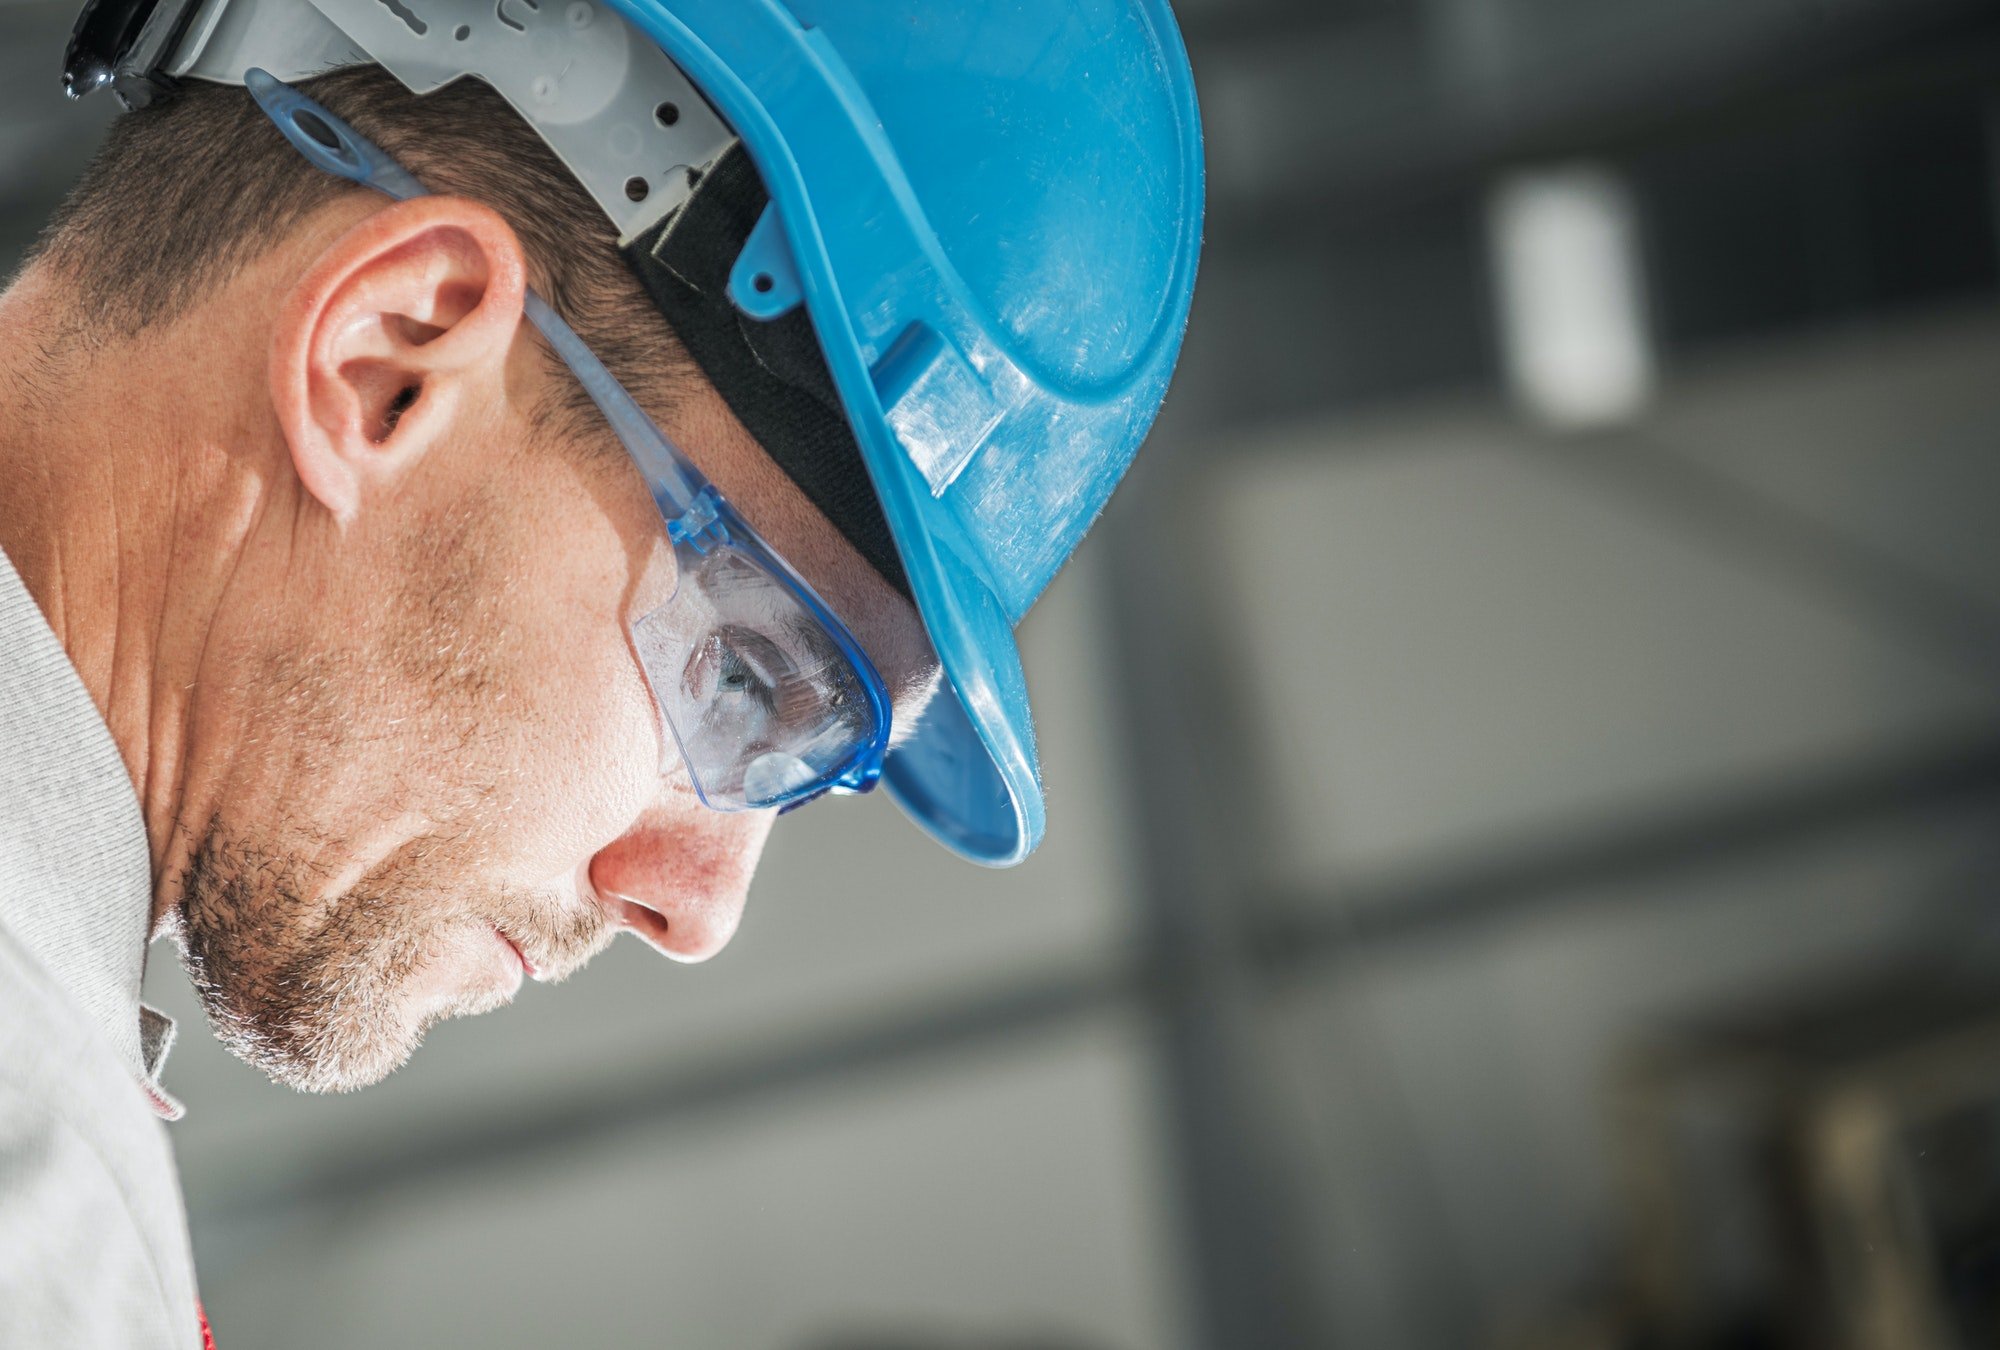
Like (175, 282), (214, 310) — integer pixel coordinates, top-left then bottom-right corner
(717, 644), (778, 711)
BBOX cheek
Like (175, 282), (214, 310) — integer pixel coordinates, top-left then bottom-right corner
(416, 461), (676, 880)
(494, 669), (658, 871)
(482, 606), (665, 878)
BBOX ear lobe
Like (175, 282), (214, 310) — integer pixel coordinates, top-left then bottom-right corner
(270, 196), (529, 525)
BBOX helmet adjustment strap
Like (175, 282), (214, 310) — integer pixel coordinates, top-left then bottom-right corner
(75, 0), (911, 599)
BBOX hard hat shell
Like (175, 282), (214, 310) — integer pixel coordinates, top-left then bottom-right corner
(608, 0), (1203, 865)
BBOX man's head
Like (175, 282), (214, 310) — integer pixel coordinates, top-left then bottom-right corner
(5, 68), (935, 1092)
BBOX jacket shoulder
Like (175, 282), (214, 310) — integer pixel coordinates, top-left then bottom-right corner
(0, 922), (202, 1350)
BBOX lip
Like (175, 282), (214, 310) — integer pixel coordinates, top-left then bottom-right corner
(495, 928), (539, 980)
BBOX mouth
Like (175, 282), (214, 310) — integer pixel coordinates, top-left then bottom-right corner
(494, 927), (539, 980)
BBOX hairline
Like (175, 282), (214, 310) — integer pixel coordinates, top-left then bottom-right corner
(29, 66), (695, 449)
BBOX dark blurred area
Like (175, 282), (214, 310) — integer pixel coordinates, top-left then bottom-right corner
(5, 0), (1999, 1346)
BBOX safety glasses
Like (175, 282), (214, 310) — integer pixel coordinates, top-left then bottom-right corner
(246, 69), (891, 811)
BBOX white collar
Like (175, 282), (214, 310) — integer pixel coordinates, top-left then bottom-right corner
(0, 546), (181, 1119)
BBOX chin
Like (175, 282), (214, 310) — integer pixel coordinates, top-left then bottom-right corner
(213, 949), (524, 1095)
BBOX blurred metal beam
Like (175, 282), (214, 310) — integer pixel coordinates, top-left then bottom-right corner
(1100, 468), (1343, 1349)
(1545, 429), (2000, 685)
(1260, 732), (2000, 974)
(1180, 0), (1406, 57)
(1198, 0), (2000, 240)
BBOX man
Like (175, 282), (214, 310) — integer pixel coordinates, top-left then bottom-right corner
(0, 0), (1202, 1344)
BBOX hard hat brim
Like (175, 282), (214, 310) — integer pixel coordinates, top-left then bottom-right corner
(868, 440), (1046, 867)
(611, 0), (1201, 864)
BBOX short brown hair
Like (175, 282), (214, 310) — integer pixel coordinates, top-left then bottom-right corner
(34, 66), (690, 441)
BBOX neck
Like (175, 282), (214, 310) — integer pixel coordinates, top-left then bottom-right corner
(0, 268), (271, 930)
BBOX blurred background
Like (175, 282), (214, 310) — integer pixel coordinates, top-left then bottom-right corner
(6, 0), (2000, 1345)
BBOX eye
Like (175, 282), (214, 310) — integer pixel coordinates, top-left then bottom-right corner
(712, 637), (779, 712)
(717, 646), (764, 697)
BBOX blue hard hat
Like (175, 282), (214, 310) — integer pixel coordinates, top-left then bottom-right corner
(613, 0), (1206, 865)
(62, 0), (1203, 865)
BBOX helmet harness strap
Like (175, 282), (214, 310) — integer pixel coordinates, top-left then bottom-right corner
(77, 0), (909, 596)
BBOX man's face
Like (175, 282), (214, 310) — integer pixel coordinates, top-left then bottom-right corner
(167, 199), (934, 1093)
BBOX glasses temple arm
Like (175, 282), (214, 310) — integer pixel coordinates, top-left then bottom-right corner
(518, 293), (707, 507)
(244, 68), (709, 510)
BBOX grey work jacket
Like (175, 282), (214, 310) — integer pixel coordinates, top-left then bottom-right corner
(0, 545), (202, 1348)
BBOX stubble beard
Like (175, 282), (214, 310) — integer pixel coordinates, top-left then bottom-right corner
(173, 471), (626, 1092)
(173, 819), (614, 1093)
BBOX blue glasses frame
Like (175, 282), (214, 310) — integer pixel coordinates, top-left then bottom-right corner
(244, 68), (891, 811)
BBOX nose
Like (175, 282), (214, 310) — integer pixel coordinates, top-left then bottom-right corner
(586, 799), (776, 963)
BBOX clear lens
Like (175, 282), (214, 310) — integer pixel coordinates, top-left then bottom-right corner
(631, 538), (881, 809)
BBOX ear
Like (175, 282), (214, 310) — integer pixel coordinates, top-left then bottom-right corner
(269, 195), (529, 525)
